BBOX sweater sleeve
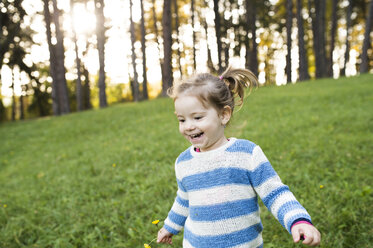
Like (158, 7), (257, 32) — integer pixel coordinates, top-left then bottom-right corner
(248, 145), (312, 234)
(163, 179), (189, 235)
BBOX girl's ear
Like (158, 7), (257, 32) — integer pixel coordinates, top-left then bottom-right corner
(220, 106), (232, 125)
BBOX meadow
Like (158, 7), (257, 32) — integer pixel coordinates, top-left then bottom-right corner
(0, 74), (372, 248)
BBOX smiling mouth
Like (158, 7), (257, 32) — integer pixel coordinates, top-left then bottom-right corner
(190, 132), (204, 139)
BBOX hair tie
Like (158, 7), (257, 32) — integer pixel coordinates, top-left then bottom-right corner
(219, 75), (223, 80)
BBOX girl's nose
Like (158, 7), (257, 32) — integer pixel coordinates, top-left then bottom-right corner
(185, 120), (195, 130)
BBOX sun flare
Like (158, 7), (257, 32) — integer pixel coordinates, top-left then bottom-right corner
(70, 3), (96, 36)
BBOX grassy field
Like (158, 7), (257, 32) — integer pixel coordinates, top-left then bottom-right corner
(1, 74), (372, 248)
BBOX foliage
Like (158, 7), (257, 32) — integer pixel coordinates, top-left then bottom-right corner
(0, 75), (372, 247)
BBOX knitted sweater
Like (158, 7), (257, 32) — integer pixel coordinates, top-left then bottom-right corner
(163, 138), (312, 248)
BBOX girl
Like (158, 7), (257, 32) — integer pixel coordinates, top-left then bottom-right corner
(157, 67), (321, 247)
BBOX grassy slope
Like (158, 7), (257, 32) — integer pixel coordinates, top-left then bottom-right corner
(0, 74), (372, 248)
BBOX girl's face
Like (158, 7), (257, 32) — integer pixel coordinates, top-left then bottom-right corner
(174, 94), (231, 152)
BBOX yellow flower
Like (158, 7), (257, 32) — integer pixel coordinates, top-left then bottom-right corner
(37, 172), (45, 179)
(152, 220), (160, 225)
(320, 185), (324, 189)
(144, 244), (151, 248)
(112, 163), (116, 168)
(3, 204), (7, 208)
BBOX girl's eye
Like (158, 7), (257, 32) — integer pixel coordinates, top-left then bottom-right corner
(178, 119), (185, 123)
(195, 116), (203, 120)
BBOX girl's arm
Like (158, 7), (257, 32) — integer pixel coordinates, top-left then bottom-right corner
(161, 180), (189, 235)
(249, 145), (321, 245)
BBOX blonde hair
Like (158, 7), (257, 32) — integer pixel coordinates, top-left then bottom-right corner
(168, 67), (258, 116)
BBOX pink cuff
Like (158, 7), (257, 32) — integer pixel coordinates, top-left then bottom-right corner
(291, 220), (313, 230)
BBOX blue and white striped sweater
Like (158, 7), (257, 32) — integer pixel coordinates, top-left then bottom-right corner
(164, 138), (311, 248)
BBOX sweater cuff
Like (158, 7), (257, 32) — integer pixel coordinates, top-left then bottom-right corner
(290, 218), (313, 230)
(163, 223), (181, 235)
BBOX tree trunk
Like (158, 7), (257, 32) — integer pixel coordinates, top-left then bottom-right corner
(223, 1), (232, 70)
(203, 11), (215, 73)
(213, 0), (223, 73)
(43, 0), (59, 115)
(82, 64), (92, 110)
(297, 0), (310, 81)
(0, 74), (4, 121)
(11, 69), (16, 121)
(140, 0), (148, 100)
(70, 0), (83, 111)
(19, 73), (25, 120)
(250, 5), (258, 77)
(309, 0), (327, 78)
(94, 0), (107, 107)
(328, 0), (338, 77)
(162, 0), (173, 96)
(245, 0), (258, 76)
(52, 0), (70, 114)
(318, 0), (327, 77)
(129, 0), (140, 102)
(286, 0), (293, 83)
(20, 94), (24, 120)
(245, 0), (251, 70)
(341, 0), (352, 77)
(0, 99), (5, 122)
(172, 0), (183, 78)
(191, 0), (197, 71)
(360, 0), (373, 73)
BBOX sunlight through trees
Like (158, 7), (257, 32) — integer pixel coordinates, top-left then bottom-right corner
(0, 0), (372, 121)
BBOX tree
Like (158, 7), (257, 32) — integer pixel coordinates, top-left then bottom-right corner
(82, 53), (92, 110)
(43, 0), (70, 115)
(43, 0), (59, 115)
(360, 0), (373, 73)
(140, 0), (149, 100)
(213, 0), (223, 73)
(328, 0), (338, 77)
(340, 0), (352, 77)
(20, 84), (25, 120)
(51, 0), (70, 114)
(28, 66), (52, 117)
(94, 0), (107, 107)
(0, 95), (5, 122)
(296, 0), (310, 81)
(11, 69), (16, 121)
(162, 0), (173, 96)
(42, 0), (70, 115)
(172, 0), (183, 78)
(1, 0), (32, 120)
(223, 1), (232, 70)
(245, 0), (259, 77)
(191, 0), (197, 71)
(129, 0), (140, 102)
(285, 0), (293, 83)
(309, 0), (327, 78)
(202, 1), (215, 73)
(70, 0), (83, 111)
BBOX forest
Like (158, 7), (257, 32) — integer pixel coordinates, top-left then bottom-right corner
(0, 0), (372, 121)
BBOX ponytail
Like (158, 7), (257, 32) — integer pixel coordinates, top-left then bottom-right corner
(219, 66), (258, 107)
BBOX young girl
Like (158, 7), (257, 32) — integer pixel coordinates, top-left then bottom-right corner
(157, 67), (321, 247)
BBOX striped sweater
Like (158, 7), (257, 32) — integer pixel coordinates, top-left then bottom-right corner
(163, 138), (312, 248)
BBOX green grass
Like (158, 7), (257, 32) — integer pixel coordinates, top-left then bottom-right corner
(1, 74), (372, 248)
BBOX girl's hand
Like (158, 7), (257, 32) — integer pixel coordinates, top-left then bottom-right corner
(157, 227), (173, 245)
(291, 223), (321, 246)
